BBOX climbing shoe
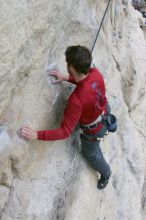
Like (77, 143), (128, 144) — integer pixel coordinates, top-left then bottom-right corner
(97, 170), (112, 190)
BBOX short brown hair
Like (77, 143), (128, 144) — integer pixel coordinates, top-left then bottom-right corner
(65, 45), (92, 74)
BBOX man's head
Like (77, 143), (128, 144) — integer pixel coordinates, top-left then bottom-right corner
(65, 45), (92, 76)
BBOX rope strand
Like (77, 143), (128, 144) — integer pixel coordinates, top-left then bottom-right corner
(91, 0), (111, 54)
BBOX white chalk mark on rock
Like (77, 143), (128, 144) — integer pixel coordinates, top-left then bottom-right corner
(46, 63), (60, 113)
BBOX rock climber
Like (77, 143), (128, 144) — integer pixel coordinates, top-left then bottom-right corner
(18, 45), (112, 189)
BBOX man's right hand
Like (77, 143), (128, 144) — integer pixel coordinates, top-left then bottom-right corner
(48, 70), (69, 84)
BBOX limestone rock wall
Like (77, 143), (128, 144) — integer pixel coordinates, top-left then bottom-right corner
(0, 0), (146, 219)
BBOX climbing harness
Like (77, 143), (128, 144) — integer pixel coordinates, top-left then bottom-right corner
(79, 112), (105, 131)
(79, 103), (117, 133)
(91, 0), (111, 54)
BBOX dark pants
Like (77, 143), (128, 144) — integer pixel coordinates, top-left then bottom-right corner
(80, 125), (111, 178)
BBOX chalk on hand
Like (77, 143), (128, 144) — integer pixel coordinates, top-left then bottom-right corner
(46, 63), (58, 73)
(16, 127), (28, 141)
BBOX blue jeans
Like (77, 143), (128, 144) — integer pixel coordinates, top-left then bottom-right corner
(80, 125), (111, 177)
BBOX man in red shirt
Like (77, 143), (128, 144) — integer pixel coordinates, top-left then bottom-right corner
(18, 45), (111, 189)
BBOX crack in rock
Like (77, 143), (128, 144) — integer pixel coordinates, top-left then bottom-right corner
(0, 176), (14, 219)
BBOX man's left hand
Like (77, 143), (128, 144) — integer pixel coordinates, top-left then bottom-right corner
(17, 125), (37, 141)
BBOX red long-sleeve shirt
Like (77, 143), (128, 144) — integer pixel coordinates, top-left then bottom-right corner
(37, 68), (107, 141)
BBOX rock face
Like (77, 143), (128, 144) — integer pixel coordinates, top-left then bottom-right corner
(0, 0), (146, 219)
